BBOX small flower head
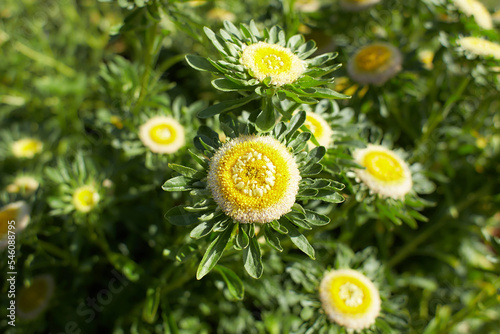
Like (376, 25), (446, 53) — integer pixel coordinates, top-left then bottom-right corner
(17, 274), (55, 320)
(240, 42), (305, 87)
(6, 176), (40, 195)
(139, 116), (186, 154)
(340, 0), (382, 12)
(353, 144), (412, 199)
(304, 112), (333, 149)
(0, 201), (30, 249)
(457, 36), (500, 60)
(453, 0), (493, 30)
(319, 268), (381, 330)
(348, 43), (402, 85)
(418, 49), (435, 70)
(73, 185), (100, 213)
(11, 138), (43, 158)
(294, 0), (321, 13)
(206, 8), (236, 22)
(207, 135), (301, 224)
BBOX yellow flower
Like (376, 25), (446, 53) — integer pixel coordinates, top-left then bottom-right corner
(207, 135), (301, 224)
(206, 8), (236, 22)
(452, 0), (493, 30)
(6, 176), (39, 195)
(240, 42), (305, 87)
(347, 43), (402, 85)
(319, 269), (381, 330)
(11, 138), (43, 158)
(73, 185), (100, 213)
(457, 36), (500, 60)
(0, 201), (30, 250)
(353, 144), (412, 199)
(294, 0), (321, 13)
(339, 0), (382, 12)
(303, 112), (333, 149)
(418, 49), (435, 70)
(17, 274), (55, 320)
(139, 116), (185, 154)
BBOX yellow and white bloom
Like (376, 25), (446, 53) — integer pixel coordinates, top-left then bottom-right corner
(452, 0), (493, 30)
(418, 49), (435, 70)
(0, 201), (30, 250)
(340, 0), (382, 12)
(73, 185), (100, 213)
(240, 42), (305, 87)
(347, 43), (402, 85)
(17, 274), (55, 320)
(11, 138), (43, 158)
(457, 36), (500, 60)
(6, 176), (39, 195)
(294, 0), (321, 13)
(206, 8), (236, 22)
(319, 269), (381, 331)
(303, 112), (333, 149)
(207, 135), (301, 224)
(353, 144), (412, 199)
(139, 116), (185, 154)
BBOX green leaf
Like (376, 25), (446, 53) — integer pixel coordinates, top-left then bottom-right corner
(298, 192), (344, 203)
(197, 224), (234, 279)
(243, 237), (264, 279)
(296, 40), (317, 59)
(305, 52), (338, 66)
(185, 54), (220, 73)
(108, 252), (142, 282)
(288, 132), (311, 153)
(235, 224), (250, 249)
(142, 287), (161, 324)
(280, 218), (315, 259)
(162, 176), (191, 192)
(188, 149), (209, 169)
(286, 111), (307, 140)
(287, 34), (304, 51)
(212, 78), (249, 92)
(175, 243), (199, 262)
(168, 164), (198, 178)
(190, 220), (217, 239)
(264, 225), (283, 252)
(304, 209), (330, 226)
(215, 265), (245, 300)
(270, 220), (288, 234)
(165, 206), (200, 226)
(309, 87), (351, 100)
(256, 98), (276, 132)
(198, 93), (259, 118)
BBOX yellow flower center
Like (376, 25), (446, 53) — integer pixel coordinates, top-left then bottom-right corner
(73, 186), (99, 213)
(219, 143), (289, 209)
(0, 207), (18, 239)
(363, 151), (405, 182)
(18, 277), (51, 314)
(149, 123), (177, 145)
(354, 45), (392, 72)
(328, 276), (372, 315)
(208, 136), (301, 223)
(305, 114), (324, 139)
(240, 42), (305, 86)
(12, 138), (43, 158)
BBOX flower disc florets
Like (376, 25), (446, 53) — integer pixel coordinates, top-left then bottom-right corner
(73, 185), (100, 213)
(207, 135), (301, 224)
(353, 144), (412, 199)
(17, 274), (55, 320)
(304, 112), (333, 149)
(240, 42), (305, 86)
(0, 201), (30, 249)
(139, 116), (185, 154)
(319, 269), (381, 330)
(457, 37), (500, 60)
(12, 138), (43, 158)
(348, 43), (402, 85)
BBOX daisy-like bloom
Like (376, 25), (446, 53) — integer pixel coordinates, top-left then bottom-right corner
(240, 42), (306, 87)
(11, 138), (43, 158)
(319, 269), (381, 331)
(294, 0), (321, 13)
(339, 0), (381, 12)
(347, 43), (402, 85)
(207, 135), (301, 224)
(353, 144), (412, 199)
(457, 36), (500, 60)
(206, 8), (236, 22)
(452, 0), (493, 30)
(17, 274), (55, 320)
(303, 112), (333, 149)
(139, 116), (185, 154)
(6, 176), (39, 195)
(0, 201), (30, 249)
(73, 185), (100, 213)
(418, 49), (435, 70)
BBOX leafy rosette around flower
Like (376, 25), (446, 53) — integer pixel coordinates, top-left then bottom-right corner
(162, 111), (345, 280)
(288, 245), (408, 334)
(185, 20), (349, 130)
